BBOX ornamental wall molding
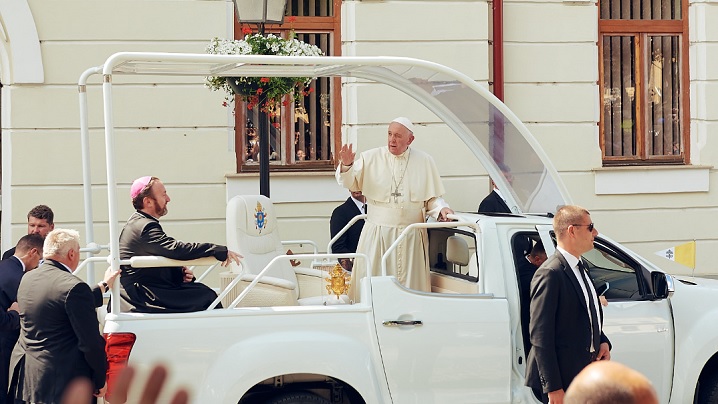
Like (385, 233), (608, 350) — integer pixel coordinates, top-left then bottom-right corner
(0, 0), (43, 84)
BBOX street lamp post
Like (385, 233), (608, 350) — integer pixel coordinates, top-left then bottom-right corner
(233, 0), (288, 197)
(234, 0), (287, 34)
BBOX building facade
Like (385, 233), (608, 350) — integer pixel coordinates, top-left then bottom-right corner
(0, 0), (714, 283)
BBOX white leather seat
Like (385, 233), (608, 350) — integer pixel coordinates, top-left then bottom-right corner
(446, 235), (470, 267)
(225, 195), (347, 307)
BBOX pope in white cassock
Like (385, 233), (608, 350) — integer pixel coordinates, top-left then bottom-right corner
(336, 117), (454, 300)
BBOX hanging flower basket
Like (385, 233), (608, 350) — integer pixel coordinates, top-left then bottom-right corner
(205, 32), (324, 111)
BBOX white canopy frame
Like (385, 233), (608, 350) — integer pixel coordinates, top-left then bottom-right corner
(78, 52), (572, 314)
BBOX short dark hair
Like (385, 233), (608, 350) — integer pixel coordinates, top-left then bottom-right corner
(553, 205), (590, 239)
(27, 205), (54, 225)
(529, 241), (545, 257)
(15, 233), (44, 255)
(131, 176), (160, 210)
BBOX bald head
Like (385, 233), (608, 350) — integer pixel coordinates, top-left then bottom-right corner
(565, 361), (658, 404)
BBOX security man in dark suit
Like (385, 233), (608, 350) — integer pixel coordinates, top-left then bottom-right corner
(0, 234), (43, 404)
(10, 229), (110, 403)
(329, 190), (366, 271)
(2, 205), (54, 260)
(525, 205), (611, 404)
(516, 240), (547, 357)
(478, 163), (513, 214)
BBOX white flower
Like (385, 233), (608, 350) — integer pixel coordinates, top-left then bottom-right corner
(205, 35), (324, 108)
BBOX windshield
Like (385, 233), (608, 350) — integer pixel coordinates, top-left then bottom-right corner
(348, 63), (570, 214)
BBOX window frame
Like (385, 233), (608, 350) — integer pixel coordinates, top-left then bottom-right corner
(428, 227), (480, 283)
(233, 1), (342, 173)
(598, 1), (690, 165)
(534, 229), (655, 301)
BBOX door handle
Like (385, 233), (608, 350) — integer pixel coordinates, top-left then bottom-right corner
(382, 320), (423, 327)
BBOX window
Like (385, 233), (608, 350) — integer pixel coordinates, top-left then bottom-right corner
(598, 0), (689, 165)
(583, 238), (650, 300)
(531, 229), (654, 301)
(235, 0), (341, 171)
(428, 228), (479, 282)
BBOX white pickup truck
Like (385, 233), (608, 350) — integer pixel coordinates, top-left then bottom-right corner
(81, 53), (718, 403)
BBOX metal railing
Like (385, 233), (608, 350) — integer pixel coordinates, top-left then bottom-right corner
(209, 252), (367, 310)
(326, 214), (367, 254)
(380, 214), (479, 277)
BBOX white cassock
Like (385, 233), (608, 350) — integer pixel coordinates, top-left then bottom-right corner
(336, 146), (450, 300)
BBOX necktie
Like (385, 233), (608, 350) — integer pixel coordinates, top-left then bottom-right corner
(362, 204), (367, 214)
(577, 261), (601, 353)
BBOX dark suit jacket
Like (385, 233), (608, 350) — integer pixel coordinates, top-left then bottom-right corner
(0, 257), (23, 404)
(118, 210), (226, 313)
(329, 198), (365, 254)
(0, 257), (22, 331)
(525, 251), (611, 394)
(516, 257), (538, 356)
(1, 248), (15, 261)
(478, 190), (511, 214)
(10, 259), (106, 403)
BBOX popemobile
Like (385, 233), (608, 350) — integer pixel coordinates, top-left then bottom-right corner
(75, 52), (718, 403)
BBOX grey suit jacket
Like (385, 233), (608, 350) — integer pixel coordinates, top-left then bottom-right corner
(9, 259), (106, 403)
(524, 251), (611, 393)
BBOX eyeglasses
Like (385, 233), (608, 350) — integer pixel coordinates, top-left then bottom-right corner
(572, 223), (594, 232)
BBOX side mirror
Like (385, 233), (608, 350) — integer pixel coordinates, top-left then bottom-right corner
(651, 272), (674, 299)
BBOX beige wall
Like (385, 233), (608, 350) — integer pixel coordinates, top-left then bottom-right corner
(1, 0), (237, 288)
(1, 0), (716, 286)
(501, 0), (718, 276)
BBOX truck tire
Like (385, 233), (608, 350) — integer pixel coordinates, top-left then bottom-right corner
(267, 392), (332, 404)
(698, 372), (718, 404)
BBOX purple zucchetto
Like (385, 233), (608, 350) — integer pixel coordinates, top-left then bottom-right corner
(130, 176), (152, 199)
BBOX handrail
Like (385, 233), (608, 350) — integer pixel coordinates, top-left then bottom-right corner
(281, 240), (319, 254)
(73, 254), (218, 276)
(73, 256), (109, 276)
(78, 66), (103, 287)
(208, 252), (368, 310)
(73, 245), (111, 277)
(380, 216), (478, 277)
(123, 256), (219, 268)
(104, 256), (222, 308)
(194, 262), (221, 283)
(125, 256), (221, 282)
(80, 243), (109, 255)
(327, 214), (367, 254)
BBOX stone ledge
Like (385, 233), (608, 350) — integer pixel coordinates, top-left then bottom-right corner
(593, 165), (712, 195)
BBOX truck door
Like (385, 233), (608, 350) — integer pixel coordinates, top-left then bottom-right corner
(582, 237), (674, 403)
(371, 227), (512, 404)
(535, 227), (673, 402)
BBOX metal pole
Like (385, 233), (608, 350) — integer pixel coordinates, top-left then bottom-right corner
(78, 66), (102, 286)
(101, 70), (122, 315)
(256, 22), (270, 197)
(259, 109), (270, 197)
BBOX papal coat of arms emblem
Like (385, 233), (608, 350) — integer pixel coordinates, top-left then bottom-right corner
(325, 263), (350, 298)
(254, 201), (268, 234)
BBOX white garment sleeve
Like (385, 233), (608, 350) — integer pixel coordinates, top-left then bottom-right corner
(425, 197), (450, 219)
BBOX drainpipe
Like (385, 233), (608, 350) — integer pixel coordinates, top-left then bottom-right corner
(491, 0), (505, 163)
(492, 0), (504, 103)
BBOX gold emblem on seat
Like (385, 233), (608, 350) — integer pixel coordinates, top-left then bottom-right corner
(325, 263), (350, 297)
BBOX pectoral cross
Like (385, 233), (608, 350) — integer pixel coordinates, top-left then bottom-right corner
(391, 188), (403, 202)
